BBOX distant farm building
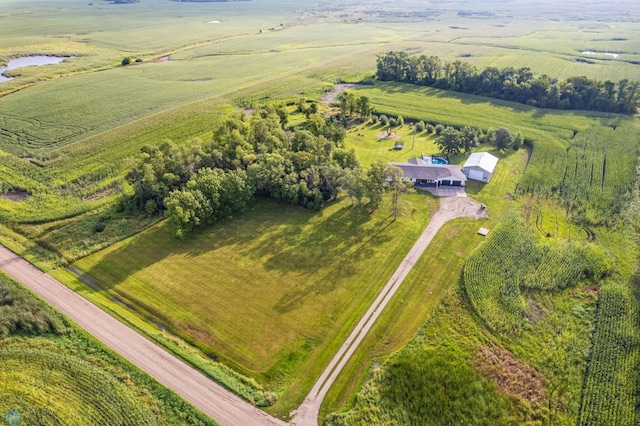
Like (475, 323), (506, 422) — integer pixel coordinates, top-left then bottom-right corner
(463, 152), (499, 182)
(389, 158), (467, 187)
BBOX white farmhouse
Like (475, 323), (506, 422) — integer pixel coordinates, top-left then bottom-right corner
(463, 152), (499, 182)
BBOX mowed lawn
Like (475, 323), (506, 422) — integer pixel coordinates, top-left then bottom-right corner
(345, 122), (442, 167)
(71, 194), (436, 381)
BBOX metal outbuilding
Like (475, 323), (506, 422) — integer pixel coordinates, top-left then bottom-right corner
(463, 152), (499, 182)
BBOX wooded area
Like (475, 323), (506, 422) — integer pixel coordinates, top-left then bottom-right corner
(125, 105), (392, 236)
(376, 51), (640, 114)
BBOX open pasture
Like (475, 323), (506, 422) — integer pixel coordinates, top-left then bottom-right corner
(468, 22), (640, 80)
(0, 0), (306, 52)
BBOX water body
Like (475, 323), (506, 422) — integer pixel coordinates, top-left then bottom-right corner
(581, 51), (619, 60)
(0, 55), (67, 83)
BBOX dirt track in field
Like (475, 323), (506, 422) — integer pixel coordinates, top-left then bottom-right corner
(0, 245), (287, 426)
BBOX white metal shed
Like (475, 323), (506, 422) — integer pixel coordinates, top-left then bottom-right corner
(463, 152), (499, 182)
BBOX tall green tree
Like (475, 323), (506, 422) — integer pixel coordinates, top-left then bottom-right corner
(340, 167), (366, 206)
(385, 166), (414, 221)
(165, 189), (211, 238)
(332, 147), (360, 169)
(436, 127), (465, 156)
(375, 51), (639, 114)
(219, 169), (253, 216)
(356, 96), (372, 118)
(494, 127), (513, 151)
(364, 161), (387, 210)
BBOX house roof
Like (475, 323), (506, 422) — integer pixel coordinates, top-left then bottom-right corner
(463, 152), (499, 174)
(407, 157), (428, 166)
(389, 162), (467, 181)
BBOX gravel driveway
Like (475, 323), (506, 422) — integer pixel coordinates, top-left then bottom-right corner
(293, 195), (488, 425)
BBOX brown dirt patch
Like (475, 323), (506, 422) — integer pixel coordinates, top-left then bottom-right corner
(526, 297), (543, 324)
(320, 83), (361, 104)
(472, 344), (547, 403)
(376, 131), (400, 139)
(87, 187), (113, 202)
(578, 284), (600, 302)
(149, 55), (171, 63)
(1, 189), (30, 202)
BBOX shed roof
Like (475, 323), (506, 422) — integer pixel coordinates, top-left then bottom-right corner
(389, 162), (467, 181)
(463, 152), (499, 174)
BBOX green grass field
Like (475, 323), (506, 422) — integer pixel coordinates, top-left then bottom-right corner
(62, 192), (437, 416)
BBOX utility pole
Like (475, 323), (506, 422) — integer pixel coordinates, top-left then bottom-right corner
(411, 123), (416, 150)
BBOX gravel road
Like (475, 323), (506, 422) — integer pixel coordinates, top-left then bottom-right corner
(0, 245), (286, 426)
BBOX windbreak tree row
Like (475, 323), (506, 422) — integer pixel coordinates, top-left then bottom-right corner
(376, 51), (640, 114)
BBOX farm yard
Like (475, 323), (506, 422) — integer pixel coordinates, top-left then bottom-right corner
(0, 0), (640, 425)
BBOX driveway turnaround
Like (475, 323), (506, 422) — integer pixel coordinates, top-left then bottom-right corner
(293, 195), (487, 425)
(0, 245), (286, 426)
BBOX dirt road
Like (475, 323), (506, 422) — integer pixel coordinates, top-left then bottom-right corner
(320, 83), (362, 105)
(292, 195), (487, 425)
(0, 245), (286, 426)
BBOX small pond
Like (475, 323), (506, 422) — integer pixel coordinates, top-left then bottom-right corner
(581, 51), (619, 60)
(0, 55), (67, 83)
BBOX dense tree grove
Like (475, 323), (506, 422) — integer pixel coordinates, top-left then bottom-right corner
(376, 51), (640, 114)
(338, 91), (373, 119)
(125, 105), (389, 236)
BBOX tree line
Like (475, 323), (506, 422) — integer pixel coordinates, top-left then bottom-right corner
(376, 51), (640, 114)
(435, 125), (523, 155)
(124, 105), (403, 237)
